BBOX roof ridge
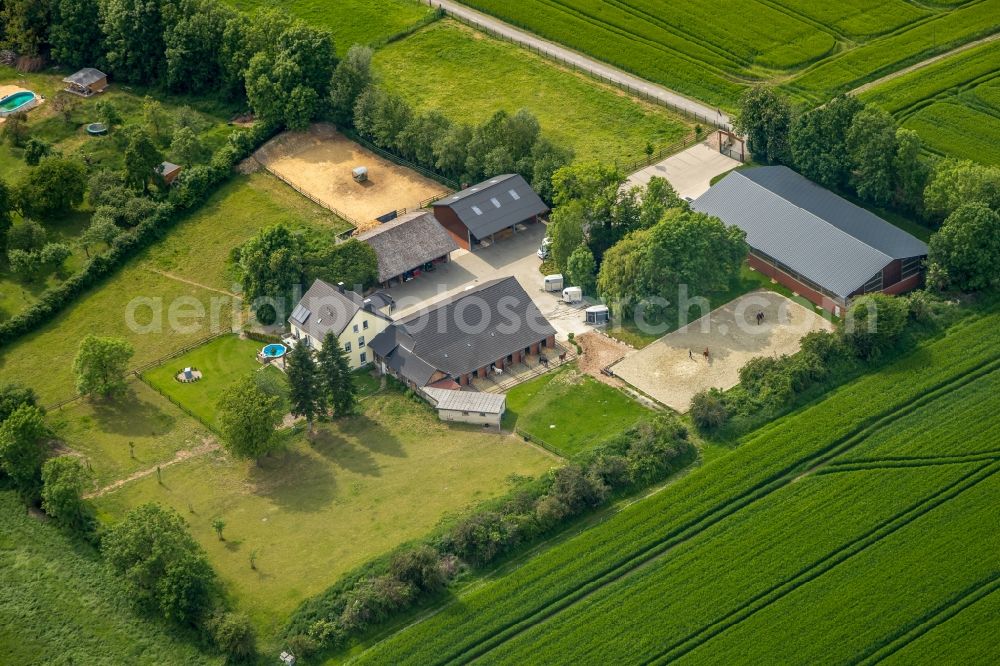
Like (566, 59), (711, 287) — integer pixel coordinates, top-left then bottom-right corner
(732, 171), (893, 264)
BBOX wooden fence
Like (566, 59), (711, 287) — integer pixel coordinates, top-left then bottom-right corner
(254, 159), (363, 233)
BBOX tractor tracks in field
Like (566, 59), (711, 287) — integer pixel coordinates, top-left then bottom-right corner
(434, 357), (1000, 665)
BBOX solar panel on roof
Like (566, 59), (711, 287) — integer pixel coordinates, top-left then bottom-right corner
(291, 304), (311, 323)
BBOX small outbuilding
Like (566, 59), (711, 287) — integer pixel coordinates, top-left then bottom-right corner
(432, 174), (548, 251)
(63, 68), (108, 97)
(156, 161), (183, 186)
(352, 166), (368, 183)
(586, 305), (610, 326)
(423, 387), (506, 430)
(356, 210), (458, 287)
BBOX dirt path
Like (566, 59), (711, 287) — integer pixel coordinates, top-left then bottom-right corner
(849, 32), (1000, 96)
(85, 439), (220, 498)
(426, 0), (730, 128)
(149, 269), (241, 298)
(575, 331), (631, 387)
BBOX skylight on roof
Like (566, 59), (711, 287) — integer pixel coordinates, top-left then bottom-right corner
(508, 189), (520, 200)
(490, 197), (502, 208)
(471, 205), (483, 215)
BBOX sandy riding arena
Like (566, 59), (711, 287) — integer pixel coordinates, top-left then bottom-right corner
(612, 291), (833, 412)
(254, 123), (450, 230)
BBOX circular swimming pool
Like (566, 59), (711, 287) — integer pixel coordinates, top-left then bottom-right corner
(261, 343), (287, 359)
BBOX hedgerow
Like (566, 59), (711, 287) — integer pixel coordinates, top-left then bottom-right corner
(354, 310), (1000, 665)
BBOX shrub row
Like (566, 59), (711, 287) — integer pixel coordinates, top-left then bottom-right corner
(0, 122), (277, 348)
(282, 414), (696, 657)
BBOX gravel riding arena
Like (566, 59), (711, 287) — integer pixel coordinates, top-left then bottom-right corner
(254, 123), (450, 231)
(611, 291), (834, 412)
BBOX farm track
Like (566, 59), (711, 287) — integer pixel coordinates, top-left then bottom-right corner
(850, 31), (1000, 96)
(441, 357), (1000, 665)
(856, 575), (1000, 664)
(429, 0), (733, 125)
(646, 461), (1000, 663)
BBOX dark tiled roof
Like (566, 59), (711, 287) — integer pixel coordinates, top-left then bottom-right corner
(433, 174), (548, 239)
(288, 279), (390, 342)
(368, 276), (555, 385)
(693, 166), (928, 298)
(357, 211), (457, 283)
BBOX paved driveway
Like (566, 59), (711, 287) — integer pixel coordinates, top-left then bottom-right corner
(384, 222), (590, 339)
(626, 143), (740, 200)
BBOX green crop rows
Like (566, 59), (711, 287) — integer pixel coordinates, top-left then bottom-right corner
(356, 311), (1000, 665)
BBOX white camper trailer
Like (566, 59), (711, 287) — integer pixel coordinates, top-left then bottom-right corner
(543, 274), (564, 292)
(562, 286), (583, 303)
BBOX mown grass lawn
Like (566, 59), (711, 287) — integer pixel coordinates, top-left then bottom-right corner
(93, 388), (557, 643)
(142, 335), (282, 428)
(374, 20), (691, 164)
(0, 173), (346, 405)
(0, 491), (221, 665)
(504, 364), (651, 457)
(49, 378), (213, 489)
(222, 0), (436, 55)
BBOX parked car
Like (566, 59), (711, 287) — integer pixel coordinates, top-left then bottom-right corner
(537, 236), (552, 259)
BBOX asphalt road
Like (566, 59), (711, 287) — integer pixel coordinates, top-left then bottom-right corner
(427, 0), (732, 129)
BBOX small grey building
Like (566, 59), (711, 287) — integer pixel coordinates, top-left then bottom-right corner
(63, 68), (108, 97)
(423, 387), (506, 429)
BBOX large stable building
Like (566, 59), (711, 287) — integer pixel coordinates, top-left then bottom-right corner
(693, 166), (928, 314)
(356, 210), (457, 287)
(368, 276), (557, 389)
(432, 174), (548, 251)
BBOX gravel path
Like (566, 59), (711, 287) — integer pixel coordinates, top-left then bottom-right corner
(426, 0), (731, 129)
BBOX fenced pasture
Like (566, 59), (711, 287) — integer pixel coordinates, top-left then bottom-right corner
(253, 124), (450, 231)
(355, 310), (1000, 665)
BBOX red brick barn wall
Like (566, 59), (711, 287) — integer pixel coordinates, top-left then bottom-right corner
(748, 254), (843, 314)
(432, 206), (471, 250)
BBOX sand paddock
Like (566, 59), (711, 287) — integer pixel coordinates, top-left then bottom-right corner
(612, 291), (834, 412)
(254, 123), (450, 231)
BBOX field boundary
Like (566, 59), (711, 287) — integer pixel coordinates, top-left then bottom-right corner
(424, 0), (732, 129)
(254, 158), (363, 232)
(429, 356), (1000, 664)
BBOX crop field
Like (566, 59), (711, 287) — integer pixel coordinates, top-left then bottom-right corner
(354, 309), (1000, 664)
(860, 40), (1000, 165)
(0, 173), (349, 405)
(454, 0), (998, 110)
(222, 0), (436, 55)
(373, 20), (691, 162)
(92, 388), (556, 641)
(0, 491), (222, 665)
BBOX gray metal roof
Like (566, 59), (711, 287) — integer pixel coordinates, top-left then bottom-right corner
(368, 276), (555, 385)
(288, 279), (390, 341)
(424, 387), (506, 414)
(356, 211), (457, 283)
(63, 67), (106, 86)
(433, 174), (548, 239)
(692, 166), (928, 299)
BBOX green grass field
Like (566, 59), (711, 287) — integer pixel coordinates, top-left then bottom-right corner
(454, 0), (998, 112)
(142, 335), (283, 428)
(373, 20), (691, 163)
(0, 491), (221, 665)
(49, 378), (213, 488)
(504, 364), (651, 457)
(0, 172), (350, 405)
(0, 66), (237, 322)
(222, 0), (436, 55)
(353, 308), (1000, 664)
(92, 388), (556, 642)
(860, 40), (1000, 165)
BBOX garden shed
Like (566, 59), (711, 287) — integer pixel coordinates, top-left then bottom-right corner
(63, 68), (108, 97)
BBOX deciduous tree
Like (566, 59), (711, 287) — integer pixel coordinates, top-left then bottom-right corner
(49, 0), (103, 67)
(41, 456), (92, 530)
(217, 375), (284, 464)
(922, 159), (1000, 224)
(15, 157), (86, 219)
(790, 94), (862, 191)
(847, 107), (898, 206)
(0, 404), (48, 498)
(100, 0), (167, 83)
(733, 85), (792, 164)
(73, 334), (134, 398)
(330, 44), (373, 127)
(170, 125), (206, 166)
(238, 224), (305, 302)
(565, 245), (597, 294)
(123, 126), (163, 192)
(927, 203), (1000, 292)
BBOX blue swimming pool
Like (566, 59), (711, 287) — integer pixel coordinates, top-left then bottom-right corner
(0, 91), (36, 116)
(261, 343), (287, 358)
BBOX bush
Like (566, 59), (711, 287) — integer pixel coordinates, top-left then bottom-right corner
(255, 303), (277, 325)
(207, 612), (257, 663)
(690, 388), (729, 431)
(841, 293), (910, 361)
(389, 544), (446, 593)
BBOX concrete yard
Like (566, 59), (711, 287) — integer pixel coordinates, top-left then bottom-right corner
(626, 142), (740, 200)
(611, 291), (834, 412)
(253, 123), (450, 229)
